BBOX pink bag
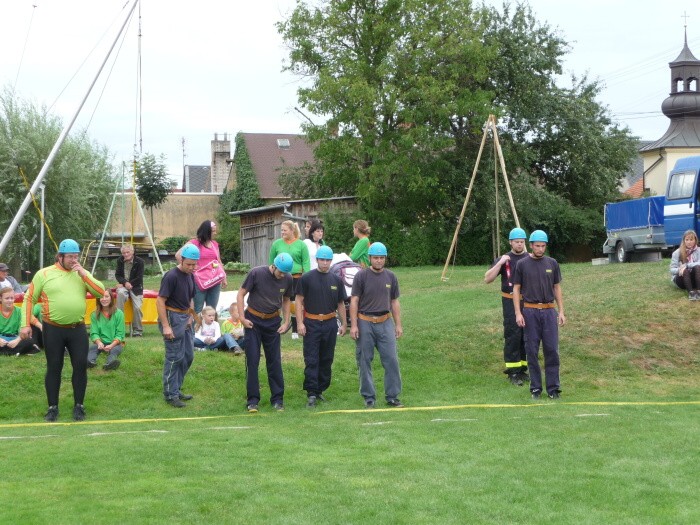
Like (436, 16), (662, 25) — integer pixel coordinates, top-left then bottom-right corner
(192, 242), (226, 290)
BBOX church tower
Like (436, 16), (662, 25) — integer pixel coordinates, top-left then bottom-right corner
(640, 29), (700, 196)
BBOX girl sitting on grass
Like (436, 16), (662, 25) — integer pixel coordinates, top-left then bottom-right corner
(0, 287), (40, 356)
(88, 290), (125, 370)
(194, 306), (228, 351)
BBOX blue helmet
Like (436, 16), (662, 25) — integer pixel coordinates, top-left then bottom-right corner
(316, 246), (333, 260)
(529, 230), (549, 243)
(509, 227), (527, 241)
(274, 253), (293, 273)
(58, 239), (80, 254)
(367, 242), (388, 257)
(181, 243), (201, 261)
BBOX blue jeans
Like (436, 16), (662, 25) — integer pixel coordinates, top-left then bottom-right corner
(194, 283), (222, 314)
(355, 318), (402, 402)
(223, 333), (245, 350)
(194, 336), (227, 350)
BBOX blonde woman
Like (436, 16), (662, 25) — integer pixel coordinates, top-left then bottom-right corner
(268, 220), (310, 338)
(350, 220), (371, 268)
(670, 229), (700, 300)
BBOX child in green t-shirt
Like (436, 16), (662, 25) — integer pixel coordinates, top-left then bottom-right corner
(221, 302), (245, 355)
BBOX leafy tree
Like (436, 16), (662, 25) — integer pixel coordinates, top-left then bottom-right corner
(227, 133), (265, 212)
(278, 0), (638, 264)
(134, 152), (171, 241)
(0, 87), (115, 273)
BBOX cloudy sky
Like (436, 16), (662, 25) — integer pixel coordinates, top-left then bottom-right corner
(1, 0), (699, 185)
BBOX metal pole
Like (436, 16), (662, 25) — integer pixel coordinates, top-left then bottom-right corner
(39, 184), (45, 269)
(0, 0), (140, 256)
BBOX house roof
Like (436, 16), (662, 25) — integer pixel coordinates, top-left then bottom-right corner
(240, 133), (316, 199)
(639, 119), (700, 151)
(183, 165), (211, 193)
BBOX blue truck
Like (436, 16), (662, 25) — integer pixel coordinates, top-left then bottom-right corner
(603, 156), (700, 262)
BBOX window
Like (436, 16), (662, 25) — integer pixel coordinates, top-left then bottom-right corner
(667, 170), (697, 200)
(277, 138), (290, 149)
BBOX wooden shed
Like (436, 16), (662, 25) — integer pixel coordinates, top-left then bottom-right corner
(231, 197), (356, 267)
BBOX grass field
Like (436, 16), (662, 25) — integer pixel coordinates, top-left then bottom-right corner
(1, 261), (699, 524)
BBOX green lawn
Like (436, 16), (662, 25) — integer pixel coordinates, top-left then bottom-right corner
(1, 261), (699, 524)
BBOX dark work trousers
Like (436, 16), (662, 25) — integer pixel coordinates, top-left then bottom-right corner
(674, 266), (700, 290)
(502, 297), (527, 375)
(302, 318), (338, 397)
(244, 312), (284, 405)
(522, 308), (560, 395)
(43, 323), (89, 407)
(32, 325), (44, 348)
(290, 277), (300, 333)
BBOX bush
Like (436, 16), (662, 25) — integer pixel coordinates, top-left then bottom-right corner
(158, 236), (189, 253)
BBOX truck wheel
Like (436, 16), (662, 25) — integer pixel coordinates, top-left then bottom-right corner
(616, 241), (631, 263)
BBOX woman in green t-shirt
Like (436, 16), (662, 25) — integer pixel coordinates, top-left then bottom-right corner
(350, 219), (371, 268)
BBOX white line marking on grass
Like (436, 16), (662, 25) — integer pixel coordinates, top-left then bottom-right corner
(0, 415), (235, 430)
(431, 418), (478, 422)
(0, 434), (57, 440)
(362, 421), (394, 426)
(575, 413), (610, 417)
(86, 430), (168, 437)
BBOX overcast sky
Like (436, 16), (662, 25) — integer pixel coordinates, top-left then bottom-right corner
(1, 0), (699, 186)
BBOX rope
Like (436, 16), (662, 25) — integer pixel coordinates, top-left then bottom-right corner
(13, 4), (38, 92)
(17, 167), (58, 252)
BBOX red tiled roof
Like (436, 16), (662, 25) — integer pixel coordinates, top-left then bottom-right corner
(241, 133), (316, 200)
(624, 178), (644, 198)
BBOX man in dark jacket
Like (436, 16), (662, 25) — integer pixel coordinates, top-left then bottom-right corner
(115, 244), (145, 337)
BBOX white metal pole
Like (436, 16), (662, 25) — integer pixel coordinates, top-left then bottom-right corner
(0, 0), (140, 256)
(39, 184), (45, 269)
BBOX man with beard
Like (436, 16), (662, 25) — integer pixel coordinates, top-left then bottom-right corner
(484, 227), (530, 386)
(513, 230), (566, 400)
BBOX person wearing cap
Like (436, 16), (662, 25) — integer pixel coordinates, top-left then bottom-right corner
(237, 253), (294, 413)
(296, 245), (347, 408)
(115, 243), (145, 336)
(512, 230), (566, 400)
(349, 241), (404, 409)
(484, 227), (530, 386)
(0, 263), (23, 293)
(157, 243), (200, 408)
(19, 239), (105, 422)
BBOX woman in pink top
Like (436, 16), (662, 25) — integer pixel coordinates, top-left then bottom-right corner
(190, 220), (227, 313)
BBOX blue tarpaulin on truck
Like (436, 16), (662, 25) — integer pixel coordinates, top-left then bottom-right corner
(605, 196), (665, 232)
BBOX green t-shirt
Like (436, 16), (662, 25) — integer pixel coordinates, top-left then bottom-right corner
(0, 306), (22, 336)
(89, 309), (126, 344)
(350, 237), (371, 267)
(268, 238), (310, 274)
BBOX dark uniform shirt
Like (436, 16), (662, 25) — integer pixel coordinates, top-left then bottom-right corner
(158, 267), (196, 310)
(241, 265), (293, 314)
(492, 251), (530, 294)
(351, 268), (400, 314)
(512, 255), (561, 304)
(299, 270), (347, 315)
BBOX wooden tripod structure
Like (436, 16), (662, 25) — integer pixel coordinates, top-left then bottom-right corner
(440, 114), (520, 281)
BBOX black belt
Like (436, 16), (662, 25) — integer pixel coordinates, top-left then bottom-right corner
(359, 311), (389, 316)
(43, 319), (85, 329)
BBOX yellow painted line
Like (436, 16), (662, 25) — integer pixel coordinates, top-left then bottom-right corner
(318, 400), (700, 414)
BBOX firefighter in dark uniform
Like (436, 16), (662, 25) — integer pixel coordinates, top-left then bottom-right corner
(296, 245), (347, 408)
(484, 227), (529, 386)
(512, 230), (566, 399)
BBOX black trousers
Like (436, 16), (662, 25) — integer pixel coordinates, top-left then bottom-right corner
(302, 318), (338, 396)
(244, 313), (284, 405)
(502, 297), (527, 374)
(43, 323), (89, 407)
(674, 266), (700, 291)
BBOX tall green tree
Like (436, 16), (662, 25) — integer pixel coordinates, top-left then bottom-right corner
(134, 152), (171, 241)
(278, 0), (638, 263)
(0, 87), (115, 273)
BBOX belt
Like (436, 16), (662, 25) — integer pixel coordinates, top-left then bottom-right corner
(246, 306), (281, 319)
(304, 312), (336, 321)
(43, 319), (85, 329)
(166, 306), (194, 315)
(292, 273), (302, 279)
(358, 312), (392, 323)
(523, 302), (556, 309)
(501, 292), (513, 299)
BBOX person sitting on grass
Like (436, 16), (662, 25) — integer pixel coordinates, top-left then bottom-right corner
(221, 302), (245, 355)
(0, 287), (40, 356)
(87, 290), (125, 371)
(194, 306), (228, 351)
(670, 229), (700, 301)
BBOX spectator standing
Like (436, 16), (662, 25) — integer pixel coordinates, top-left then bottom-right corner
(237, 253), (294, 413)
(20, 239), (105, 422)
(513, 230), (566, 400)
(189, 220), (227, 314)
(115, 244), (145, 336)
(350, 220), (371, 268)
(157, 243), (200, 408)
(303, 220), (325, 270)
(349, 242), (404, 409)
(87, 291), (125, 370)
(296, 245), (347, 407)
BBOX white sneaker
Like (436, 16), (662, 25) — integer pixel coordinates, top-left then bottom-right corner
(291, 332), (299, 340)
